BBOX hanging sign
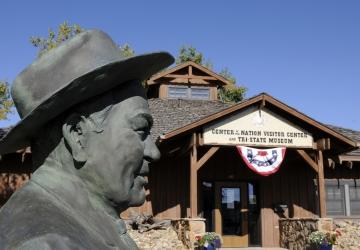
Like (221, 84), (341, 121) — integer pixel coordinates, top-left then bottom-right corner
(236, 146), (286, 176)
(203, 106), (313, 148)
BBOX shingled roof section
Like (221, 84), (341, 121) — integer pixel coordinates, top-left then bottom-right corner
(326, 125), (360, 156)
(148, 98), (360, 157)
(148, 98), (231, 141)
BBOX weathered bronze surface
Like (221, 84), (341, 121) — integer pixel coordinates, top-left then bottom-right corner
(0, 30), (174, 249)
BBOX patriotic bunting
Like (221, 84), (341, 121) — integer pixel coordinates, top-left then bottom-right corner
(236, 146), (286, 176)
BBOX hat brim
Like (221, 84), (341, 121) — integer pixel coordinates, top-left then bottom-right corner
(0, 52), (174, 154)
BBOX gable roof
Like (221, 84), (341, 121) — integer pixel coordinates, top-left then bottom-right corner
(154, 93), (358, 151)
(327, 125), (360, 157)
(148, 98), (232, 141)
(147, 61), (232, 86)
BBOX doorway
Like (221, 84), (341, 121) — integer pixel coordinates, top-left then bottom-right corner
(214, 181), (260, 247)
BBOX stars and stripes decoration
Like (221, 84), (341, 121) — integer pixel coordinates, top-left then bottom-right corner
(236, 146), (286, 176)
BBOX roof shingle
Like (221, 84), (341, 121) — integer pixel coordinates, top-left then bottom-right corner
(148, 98), (231, 140)
(148, 98), (360, 157)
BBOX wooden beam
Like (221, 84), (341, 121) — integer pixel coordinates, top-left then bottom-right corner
(165, 74), (218, 80)
(195, 147), (220, 171)
(296, 150), (318, 173)
(189, 78), (209, 84)
(189, 65), (193, 76)
(316, 138), (331, 151)
(190, 133), (198, 218)
(327, 158), (336, 169)
(317, 150), (327, 218)
(261, 95), (266, 108)
(338, 154), (360, 163)
(197, 133), (204, 146)
(169, 78), (189, 83)
(189, 133), (220, 218)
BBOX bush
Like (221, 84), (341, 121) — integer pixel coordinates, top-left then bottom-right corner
(194, 232), (222, 248)
(309, 229), (341, 246)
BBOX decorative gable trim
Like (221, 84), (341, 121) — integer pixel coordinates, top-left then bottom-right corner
(147, 61), (232, 86)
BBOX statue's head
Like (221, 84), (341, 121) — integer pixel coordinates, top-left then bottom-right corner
(0, 30), (174, 209)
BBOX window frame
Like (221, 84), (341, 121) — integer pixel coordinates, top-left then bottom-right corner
(189, 86), (211, 100)
(325, 179), (360, 218)
(167, 85), (189, 99)
(167, 85), (211, 100)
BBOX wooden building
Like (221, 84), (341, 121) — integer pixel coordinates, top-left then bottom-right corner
(1, 62), (360, 248)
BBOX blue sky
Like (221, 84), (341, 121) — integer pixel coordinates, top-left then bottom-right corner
(1, 0), (360, 130)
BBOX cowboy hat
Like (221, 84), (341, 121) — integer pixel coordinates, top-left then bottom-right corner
(0, 29), (174, 154)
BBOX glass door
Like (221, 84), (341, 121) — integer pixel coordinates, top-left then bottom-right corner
(215, 182), (248, 247)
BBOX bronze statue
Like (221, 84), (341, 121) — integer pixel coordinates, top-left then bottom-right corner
(0, 30), (174, 249)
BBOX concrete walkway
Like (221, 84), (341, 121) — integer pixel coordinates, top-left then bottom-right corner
(219, 248), (288, 250)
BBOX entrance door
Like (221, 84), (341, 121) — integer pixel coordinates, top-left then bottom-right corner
(215, 182), (248, 247)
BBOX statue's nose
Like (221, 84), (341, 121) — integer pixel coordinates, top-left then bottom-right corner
(144, 137), (160, 162)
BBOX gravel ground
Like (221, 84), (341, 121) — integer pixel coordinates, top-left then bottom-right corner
(128, 226), (187, 250)
(334, 220), (360, 250)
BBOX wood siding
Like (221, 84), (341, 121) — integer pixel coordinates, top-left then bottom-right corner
(124, 147), (320, 247)
(122, 154), (190, 219)
(1, 145), (358, 248)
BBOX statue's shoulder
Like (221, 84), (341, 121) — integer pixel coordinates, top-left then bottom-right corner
(0, 181), (87, 248)
(15, 233), (84, 250)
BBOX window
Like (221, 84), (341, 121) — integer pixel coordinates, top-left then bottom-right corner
(326, 184), (346, 216)
(168, 85), (210, 100)
(191, 87), (210, 100)
(349, 186), (360, 215)
(325, 179), (360, 217)
(168, 86), (188, 99)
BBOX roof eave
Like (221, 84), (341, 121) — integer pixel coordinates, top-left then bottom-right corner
(158, 93), (358, 148)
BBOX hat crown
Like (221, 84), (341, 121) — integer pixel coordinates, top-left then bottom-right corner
(12, 30), (122, 118)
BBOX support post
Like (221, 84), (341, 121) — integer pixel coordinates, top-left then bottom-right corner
(317, 150), (327, 217)
(190, 133), (198, 218)
(189, 133), (220, 218)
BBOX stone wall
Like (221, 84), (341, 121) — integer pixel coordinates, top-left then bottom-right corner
(171, 219), (191, 249)
(279, 218), (319, 250)
(280, 218), (360, 250)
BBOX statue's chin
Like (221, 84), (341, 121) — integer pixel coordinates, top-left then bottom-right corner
(127, 188), (146, 207)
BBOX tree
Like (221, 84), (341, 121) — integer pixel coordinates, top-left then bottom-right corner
(0, 81), (13, 120)
(176, 45), (246, 103)
(30, 22), (135, 60)
(218, 67), (247, 103)
(119, 43), (135, 58)
(219, 67), (236, 85)
(30, 22), (83, 56)
(176, 45), (203, 65)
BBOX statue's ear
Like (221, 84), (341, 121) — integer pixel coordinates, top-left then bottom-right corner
(62, 113), (87, 166)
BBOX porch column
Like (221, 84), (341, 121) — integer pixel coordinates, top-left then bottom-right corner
(317, 149), (327, 217)
(190, 133), (198, 218)
(190, 133), (220, 218)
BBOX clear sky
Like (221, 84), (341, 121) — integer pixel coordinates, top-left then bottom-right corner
(1, 0), (359, 131)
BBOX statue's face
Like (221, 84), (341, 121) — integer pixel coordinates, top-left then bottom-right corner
(79, 82), (160, 208)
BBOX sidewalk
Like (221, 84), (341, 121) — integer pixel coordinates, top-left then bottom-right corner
(219, 248), (288, 250)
